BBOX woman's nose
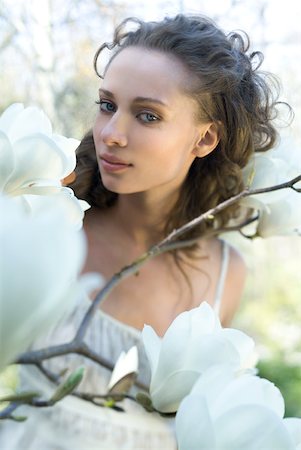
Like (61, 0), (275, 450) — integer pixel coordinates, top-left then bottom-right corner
(100, 114), (128, 148)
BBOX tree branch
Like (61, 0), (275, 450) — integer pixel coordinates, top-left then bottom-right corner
(9, 174), (301, 414)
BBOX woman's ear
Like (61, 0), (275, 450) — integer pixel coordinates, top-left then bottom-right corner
(193, 122), (220, 158)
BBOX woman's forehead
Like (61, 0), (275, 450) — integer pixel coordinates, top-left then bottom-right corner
(103, 46), (195, 99)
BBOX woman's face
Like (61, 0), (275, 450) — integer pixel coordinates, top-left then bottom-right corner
(93, 46), (214, 199)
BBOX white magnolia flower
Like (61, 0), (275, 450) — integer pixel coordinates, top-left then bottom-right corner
(107, 346), (139, 394)
(0, 103), (87, 226)
(283, 418), (301, 450)
(257, 189), (301, 237)
(21, 189), (90, 231)
(242, 151), (290, 204)
(0, 194), (87, 370)
(241, 149), (301, 237)
(176, 364), (301, 450)
(142, 302), (254, 413)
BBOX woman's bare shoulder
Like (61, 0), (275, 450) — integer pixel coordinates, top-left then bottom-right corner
(219, 241), (247, 327)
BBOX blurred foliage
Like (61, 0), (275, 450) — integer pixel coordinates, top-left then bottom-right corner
(233, 236), (301, 418)
(257, 359), (301, 417)
(0, 0), (128, 138)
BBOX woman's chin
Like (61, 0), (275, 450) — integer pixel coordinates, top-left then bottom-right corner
(101, 180), (138, 195)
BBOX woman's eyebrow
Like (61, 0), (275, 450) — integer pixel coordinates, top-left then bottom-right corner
(133, 96), (168, 107)
(99, 88), (168, 107)
(98, 88), (115, 98)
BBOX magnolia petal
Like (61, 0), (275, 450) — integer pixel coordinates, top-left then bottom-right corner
(257, 191), (301, 237)
(190, 364), (237, 406)
(6, 105), (52, 143)
(151, 335), (240, 400)
(175, 394), (215, 450)
(185, 337), (240, 372)
(151, 338), (240, 413)
(283, 418), (301, 447)
(0, 195), (86, 369)
(5, 134), (69, 194)
(149, 311), (192, 385)
(0, 103), (24, 133)
(242, 151), (291, 208)
(151, 369), (201, 413)
(142, 325), (161, 373)
(190, 302), (222, 333)
(188, 366), (285, 424)
(215, 404), (295, 450)
(0, 132), (14, 190)
(163, 303), (221, 353)
(107, 350), (125, 391)
(2, 283), (80, 370)
(52, 134), (79, 178)
(21, 189), (86, 230)
(56, 188), (87, 229)
(107, 346), (138, 392)
(15, 184), (61, 196)
(152, 303), (222, 386)
(79, 199), (91, 212)
(8, 194), (32, 214)
(243, 153), (288, 195)
(212, 374), (285, 420)
(220, 328), (255, 366)
(238, 196), (268, 213)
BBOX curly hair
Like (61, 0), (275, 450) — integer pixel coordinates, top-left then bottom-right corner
(70, 14), (285, 244)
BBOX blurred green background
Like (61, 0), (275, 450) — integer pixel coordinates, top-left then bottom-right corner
(1, 0), (300, 417)
(231, 235), (301, 417)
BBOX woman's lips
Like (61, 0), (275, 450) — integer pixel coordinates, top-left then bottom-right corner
(99, 154), (132, 173)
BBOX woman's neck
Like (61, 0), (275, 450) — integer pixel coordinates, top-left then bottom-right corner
(112, 191), (177, 250)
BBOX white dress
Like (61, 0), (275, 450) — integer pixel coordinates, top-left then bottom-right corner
(0, 242), (230, 450)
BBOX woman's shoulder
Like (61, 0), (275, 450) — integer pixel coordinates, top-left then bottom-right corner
(222, 239), (247, 279)
(192, 237), (246, 326)
(218, 239), (247, 326)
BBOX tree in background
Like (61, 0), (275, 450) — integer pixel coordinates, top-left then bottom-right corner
(0, 0), (128, 136)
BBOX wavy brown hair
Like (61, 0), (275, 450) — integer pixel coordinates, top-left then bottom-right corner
(70, 14), (286, 245)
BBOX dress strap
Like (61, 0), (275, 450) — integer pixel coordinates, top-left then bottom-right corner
(213, 240), (230, 315)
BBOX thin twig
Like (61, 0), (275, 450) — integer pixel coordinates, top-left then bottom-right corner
(16, 175), (301, 366)
(34, 362), (61, 383)
(75, 238), (201, 341)
(76, 175), (301, 341)
(160, 175), (301, 246)
(0, 403), (19, 420)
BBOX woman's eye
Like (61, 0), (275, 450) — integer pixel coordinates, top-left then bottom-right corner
(97, 100), (116, 113)
(138, 112), (160, 123)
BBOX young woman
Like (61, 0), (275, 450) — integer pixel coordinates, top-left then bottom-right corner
(0, 14), (281, 449)
(71, 14), (279, 331)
